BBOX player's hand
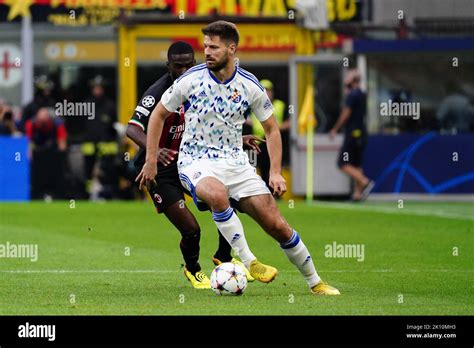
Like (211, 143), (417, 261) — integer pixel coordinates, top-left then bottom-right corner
(329, 128), (337, 140)
(242, 135), (265, 154)
(157, 148), (177, 166)
(269, 172), (286, 197)
(135, 161), (157, 191)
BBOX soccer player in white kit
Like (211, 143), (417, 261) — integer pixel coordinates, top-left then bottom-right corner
(137, 21), (340, 295)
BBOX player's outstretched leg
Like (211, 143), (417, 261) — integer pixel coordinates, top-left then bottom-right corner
(195, 177), (277, 283)
(212, 227), (255, 282)
(240, 194), (340, 295)
(163, 200), (210, 289)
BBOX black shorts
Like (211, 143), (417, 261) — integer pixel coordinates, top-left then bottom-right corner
(337, 135), (366, 168)
(133, 159), (183, 214)
(136, 163), (242, 214)
(148, 175), (185, 214)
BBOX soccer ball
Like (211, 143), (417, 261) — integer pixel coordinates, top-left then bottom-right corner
(210, 262), (247, 296)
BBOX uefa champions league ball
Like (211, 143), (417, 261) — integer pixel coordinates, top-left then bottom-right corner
(210, 262), (248, 296)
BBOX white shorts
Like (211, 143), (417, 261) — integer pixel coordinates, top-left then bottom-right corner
(178, 158), (270, 206)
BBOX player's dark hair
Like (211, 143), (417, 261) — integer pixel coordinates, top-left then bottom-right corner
(202, 21), (239, 46)
(167, 41), (194, 60)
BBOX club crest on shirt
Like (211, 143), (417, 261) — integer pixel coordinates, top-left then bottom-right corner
(231, 90), (242, 103)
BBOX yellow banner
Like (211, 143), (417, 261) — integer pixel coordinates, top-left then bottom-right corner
(3, 0), (359, 22)
(42, 40), (296, 62)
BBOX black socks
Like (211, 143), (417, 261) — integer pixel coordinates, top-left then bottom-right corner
(180, 232), (201, 274)
(213, 229), (233, 262)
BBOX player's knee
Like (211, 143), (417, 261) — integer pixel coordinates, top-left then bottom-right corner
(181, 225), (201, 239)
(180, 228), (200, 250)
(197, 181), (228, 211)
(183, 215), (201, 234)
(208, 190), (229, 212)
(175, 215), (201, 237)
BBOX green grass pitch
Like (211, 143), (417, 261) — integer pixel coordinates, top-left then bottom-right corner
(0, 201), (472, 315)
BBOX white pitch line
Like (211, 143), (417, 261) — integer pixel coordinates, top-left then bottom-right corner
(314, 202), (474, 221)
(0, 270), (174, 274)
(1, 269), (472, 274)
(324, 269), (474, 273)
(287, 269), (474, 273)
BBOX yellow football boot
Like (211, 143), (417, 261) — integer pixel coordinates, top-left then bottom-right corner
(248, 259), (278, 284)
(183, 267), (211, 289)
(311, 281), (340, 295)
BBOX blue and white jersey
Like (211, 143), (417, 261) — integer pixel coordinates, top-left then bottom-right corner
(161, 63), (274, 167)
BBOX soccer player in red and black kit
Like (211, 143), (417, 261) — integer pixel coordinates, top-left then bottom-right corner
(126, 42), (257, 288)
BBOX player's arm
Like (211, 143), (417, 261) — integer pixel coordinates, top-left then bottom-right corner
(252, 86), (286, 196)
(261, 115), (286, 197)
(127, 124), (176, 166)
(127, 83), (178, 165)
(127, 90), (151, 149)
(135, 102), (172, 190)
(126, 124), (147, 149)
(330, 106), (351, 138)
(330, 91), (356, 138)
(135, 76), (186, 188)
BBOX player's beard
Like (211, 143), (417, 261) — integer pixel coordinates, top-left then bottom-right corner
(207, 51), (229, 72)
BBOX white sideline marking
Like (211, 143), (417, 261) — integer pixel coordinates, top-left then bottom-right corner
(290, 269), (474, 273)
(314, 202), (474, 221)
(1, 269), (472, 274)
(324, 269), (473, 273)
(0, 270), (174, 274)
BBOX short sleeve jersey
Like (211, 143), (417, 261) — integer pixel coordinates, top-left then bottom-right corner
(160, 63), (274, 167)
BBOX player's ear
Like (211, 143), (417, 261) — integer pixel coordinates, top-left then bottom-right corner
(228, 43), (236, 55)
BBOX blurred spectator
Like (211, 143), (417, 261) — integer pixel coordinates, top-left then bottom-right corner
(25, 107), (67, 200)
(436, 84), (474, 133)
(62, 85), (88, 199)
(82, 75), (119, 199)
(0, 101), (21, 136)
(21, 75), (57, 132)
(248, 79), (290, 188)
(330, 70), (374, 201)
(62, 84), (87, 144)
(396, 18), (409, 39)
